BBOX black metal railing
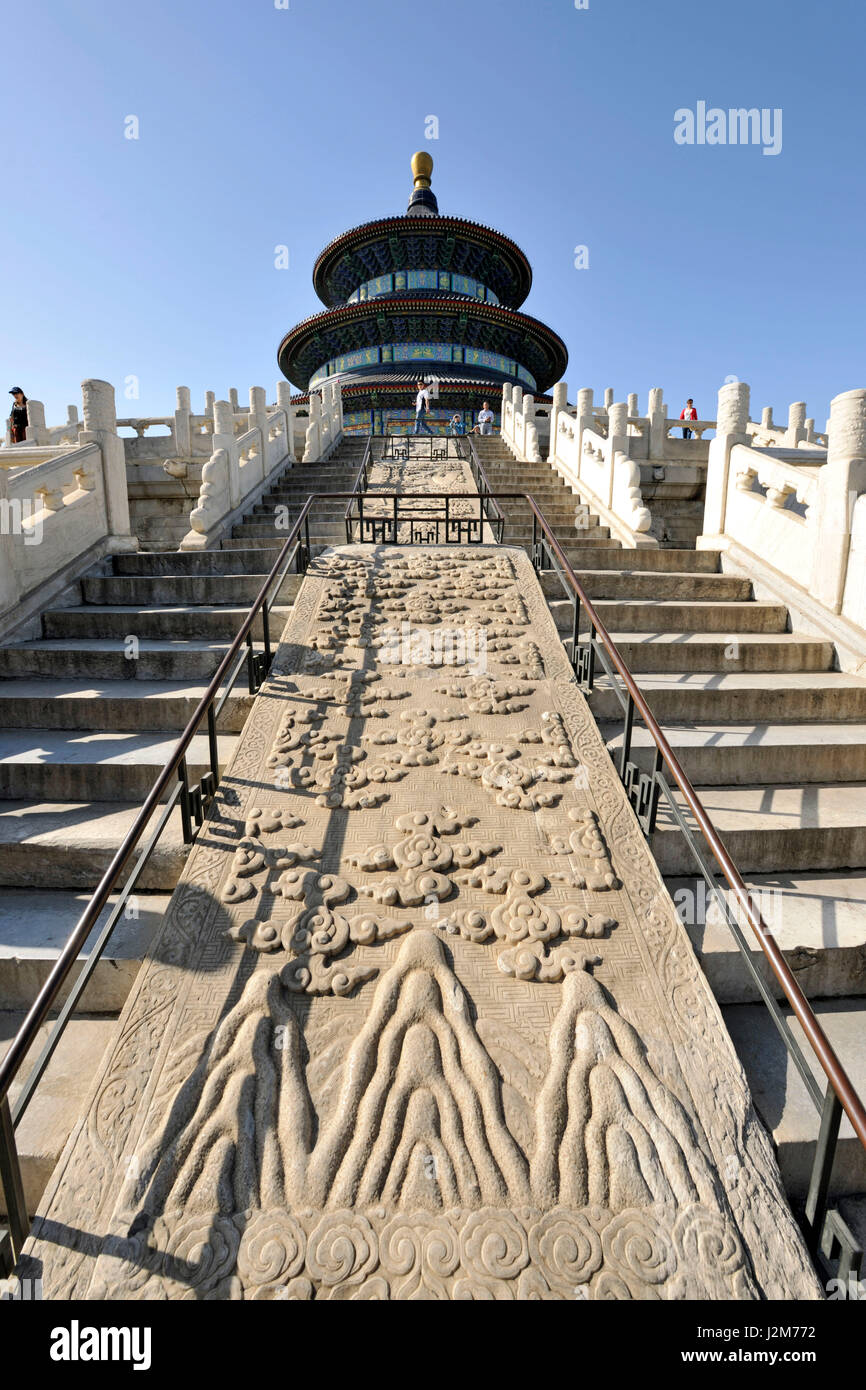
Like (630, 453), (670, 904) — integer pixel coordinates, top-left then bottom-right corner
(2, 472), (864, 1295)
(380, 432), (467, 460)
(344, 438), (505, 545)
(344, 493), (493, 546)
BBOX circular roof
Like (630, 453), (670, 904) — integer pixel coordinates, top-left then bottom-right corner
(312, 216), (533, 309)
(278, 298), (567, 395)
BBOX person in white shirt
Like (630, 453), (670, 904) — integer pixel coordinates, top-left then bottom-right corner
(413, 379), (432, 435)
(680, 398), (698, 439)
(475, 400), (495, 435)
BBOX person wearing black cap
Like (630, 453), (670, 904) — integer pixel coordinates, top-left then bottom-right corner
(7, 389), (28, 444)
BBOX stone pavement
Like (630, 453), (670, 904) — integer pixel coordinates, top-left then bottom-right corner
(20, 546), (821, 1299)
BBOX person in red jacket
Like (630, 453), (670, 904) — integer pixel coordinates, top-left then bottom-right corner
(680, 398), (697, 439)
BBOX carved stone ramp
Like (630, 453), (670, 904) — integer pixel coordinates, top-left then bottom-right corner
(20, 545), (820, 1300)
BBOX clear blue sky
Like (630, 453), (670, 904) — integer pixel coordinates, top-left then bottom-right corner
(2, 0), (863, 428)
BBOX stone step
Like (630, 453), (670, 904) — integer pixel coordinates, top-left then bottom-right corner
(0, 639), (247, 683)
(512, 524), (613, 542)
(266, 477), (357, 489)
(540, 569), (753, 601)
(0, 888), (167, 1012)
(588, 672), (866, 724)
(508, 528), (614, 545)
(495, 488), (587, 505)
(553, 598), (788, 634)
(576, 631), (833, 674)
(544, 547), (722, 572)
(80, 573), (290, 607)
(220, 537), (288, 552)
(500, 504), (597, 522)
(652, 783), (866, 873)
(112, 548), (285, 577)
(722, 998), (866, 1199)
(233, 523), (304, 540)
(0, 801), (187, 889)
(43, 604), (294, 643)
(257, 498), (350, 513)
(233, 521), (346, 541)
(514, 536), (622, 551)
(488, 480), (583, 495)
(666, 871), (866, 1004)
(487, 479), (580, 495)
(0, 1011), (117, 1217)
(605, 722), (866, 786)
(278, 463), (362, 472)
(495, 491), (583, 507)
(267, 468), (360, 480)
(0, 730), (238, 802)
(265, 484), (356, 497)
(0, 680), (253, 733)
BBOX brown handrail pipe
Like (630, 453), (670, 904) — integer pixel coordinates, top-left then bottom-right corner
(519, 491), (866, 1154)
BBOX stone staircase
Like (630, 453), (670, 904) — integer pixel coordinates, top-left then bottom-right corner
(488, 439), (866, 1212)
(3, 428), (865, 1262)
(472, 436), (617, 556)
(227, 436), (368, 554)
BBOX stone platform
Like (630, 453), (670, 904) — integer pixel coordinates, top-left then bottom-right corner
(20, 546), (820, 1299)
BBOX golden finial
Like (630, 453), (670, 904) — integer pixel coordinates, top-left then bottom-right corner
(411, 151), (434, 191)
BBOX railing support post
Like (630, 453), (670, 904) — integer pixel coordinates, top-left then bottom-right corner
(804, 1083), (844, 1254)
(620, 693), (635, 779)
(205, 704), (219, 803)
(0, 1096), (28, 1264)
(646, 746), (663, 834)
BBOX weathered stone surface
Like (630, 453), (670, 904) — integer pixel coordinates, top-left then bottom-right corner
(20, 546), (821, 1300)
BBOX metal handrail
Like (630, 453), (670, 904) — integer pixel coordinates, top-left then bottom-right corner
(0, 498), (314, 1263)
(1, 483), (862, 1286)
(521, 493), (865, 1278)
(525, 497), (866, 1136)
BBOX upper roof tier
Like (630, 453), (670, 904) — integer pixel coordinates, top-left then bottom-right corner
(312, 154), (533, 309)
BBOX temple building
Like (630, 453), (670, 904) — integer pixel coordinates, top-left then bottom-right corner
(278, 153), (568, 435)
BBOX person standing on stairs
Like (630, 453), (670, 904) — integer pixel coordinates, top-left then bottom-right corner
(474, 400), (495, 436)
(680, 398), (698, 438)
(7, 388), (28, 443)
(414, 379), (432, 435)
